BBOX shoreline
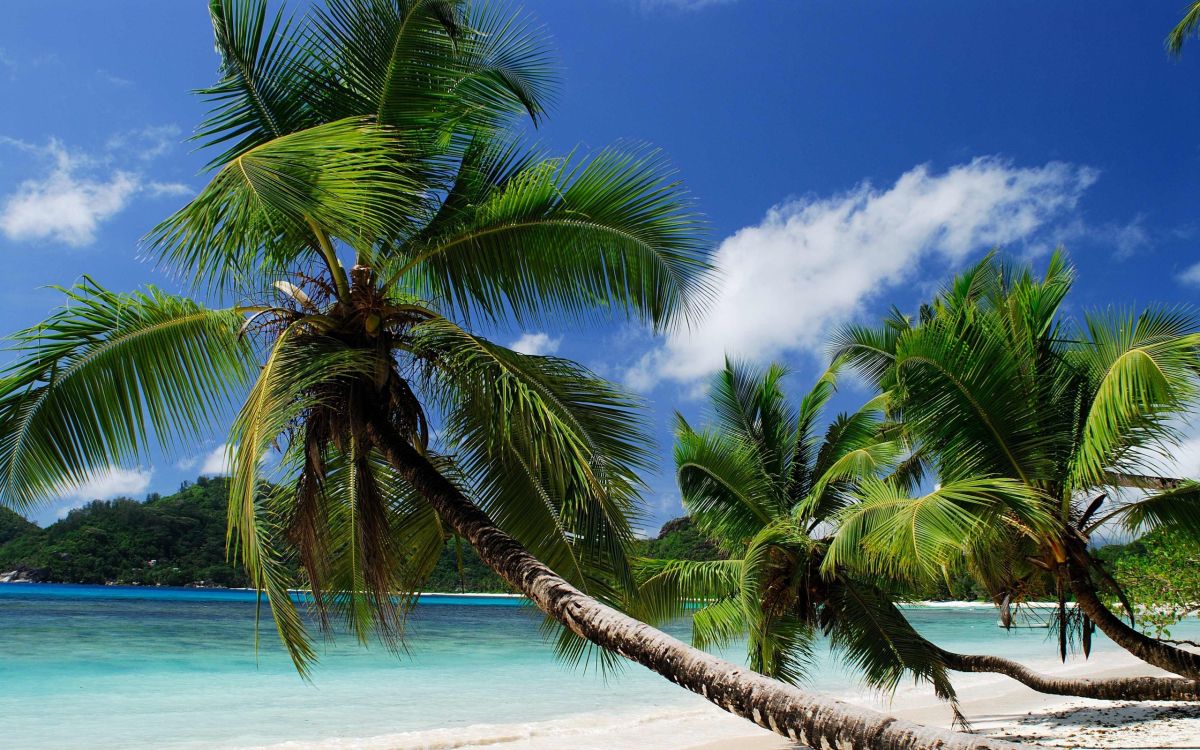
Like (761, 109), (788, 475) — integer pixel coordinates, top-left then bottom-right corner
(683, 651), (1200, 750)
(2, 580), (1005, 606)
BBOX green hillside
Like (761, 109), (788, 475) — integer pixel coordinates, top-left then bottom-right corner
(0, 478), (729, 591)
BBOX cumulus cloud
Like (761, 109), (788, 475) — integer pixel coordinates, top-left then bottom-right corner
(199, 444), (233, 477)
(1180, 261), (1200, 286)
(626, 157), (1098, 390)
(509, 331), (562, 356)
(56, 467), (153, 518)
(0, 133), (189, 247)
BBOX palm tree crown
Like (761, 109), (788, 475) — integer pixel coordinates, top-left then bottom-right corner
(829, 251), (1200, 667)
(0, 0), (709, 669)
(637, 359), (966, 702)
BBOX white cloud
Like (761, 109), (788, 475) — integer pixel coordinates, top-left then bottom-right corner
(509, 331), (562, 356)
(56, 467), (153, 518)
(0, 133), (189, 247)
(1180, 261), (1200, 286)
(199, 444), (232, 476)
(1154, 419), (1200, 481)
(105, 125), (181, 162)
(627, 157), (1098, 390)
(0, 140), (139, 246)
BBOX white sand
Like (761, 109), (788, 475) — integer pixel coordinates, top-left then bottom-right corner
(684, 651), (1200, 749)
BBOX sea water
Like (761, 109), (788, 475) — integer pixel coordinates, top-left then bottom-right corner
(1, 584), (1194, 750)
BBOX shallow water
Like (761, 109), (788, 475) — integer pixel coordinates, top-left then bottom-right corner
(1, 584), (1192, 749)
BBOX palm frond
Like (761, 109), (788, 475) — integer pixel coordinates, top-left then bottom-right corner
(825, 477), (1051, 581)
(674, 418), (779, 547)
(148, 118), (423, 294)
(786, 358), (842, 498)
(199, 0), (314, 166)
(1167, 1), (1200, 56)
(634, 557), (744, 624)
(709, 359), (796, 481)
(0, 279), (255, 511)
(396, 145), (710, 330)
(1070, 308), (1200, 490)
(309, 0), (556, 132)
(891, 314), (1053, 485)
(826, 577), (957, 702)
(828, 308), (910, 391)
(1105, 482), (1200, 542)
(412, 316), (648, 597)
(226, 329), (378, 670)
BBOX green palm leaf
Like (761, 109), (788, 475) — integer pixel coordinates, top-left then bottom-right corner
(675, 419), (780, 546)
(309, 0), (555, 132)
(826, 578), (956, 701)
(1100, 482), (1200, 542)
(1168, 2), (1200, 55)
(225, 329), (381, 670)
(199, 0), (314, 166)
(411, 316), (648, 596)
(825, 476), (1051, 581)
(0, 279), (255, 511)
(148, 118), (424, 294)
(395, 145), (711, 330)
(1070, 308), (1200, 490)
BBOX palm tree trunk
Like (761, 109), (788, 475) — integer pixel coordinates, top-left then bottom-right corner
(370, 428), (1026, 750)
(930, 644), (1200, 700)
(1065, 556), (1200, 680)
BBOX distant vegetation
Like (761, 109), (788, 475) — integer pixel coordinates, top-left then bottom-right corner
(0, 477), (505, 591)
(0, 481), (713, 593)
(3, 479), (1190, 640)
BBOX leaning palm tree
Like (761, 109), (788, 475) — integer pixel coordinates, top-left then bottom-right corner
(642, 360), (1199, 704)
(0, 3), (1026, 748)
(638, 360), (963, 702)
(830, 251), (1200, 684)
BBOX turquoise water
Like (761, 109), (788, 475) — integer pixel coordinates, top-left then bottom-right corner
(1, 584), (1195, 750)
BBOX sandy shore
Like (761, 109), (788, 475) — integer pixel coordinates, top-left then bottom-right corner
(683, 652), (1200, 750)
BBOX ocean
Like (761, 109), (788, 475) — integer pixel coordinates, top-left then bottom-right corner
(1, 584), (1193, 750)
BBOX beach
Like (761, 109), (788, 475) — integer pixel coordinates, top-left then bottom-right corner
(683, 653), (1200, 750)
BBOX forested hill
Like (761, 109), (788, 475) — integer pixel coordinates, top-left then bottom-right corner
(0, 482), (1189, 619)
(0, 478), (251, 587)
(0, 479), (716, 591)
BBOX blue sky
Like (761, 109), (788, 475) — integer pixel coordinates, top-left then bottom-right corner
(2, 1), (1199, 528)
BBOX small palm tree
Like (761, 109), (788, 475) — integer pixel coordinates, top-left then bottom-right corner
(830, 251), (1200, 682)
(638, 359), (962, 702)
(0, 2), (1017, 748)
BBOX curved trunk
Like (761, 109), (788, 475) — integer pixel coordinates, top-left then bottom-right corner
(933, 646), (1200, 700)
(1066, 555), (1200, 680)
(372, 431), (1026, 750)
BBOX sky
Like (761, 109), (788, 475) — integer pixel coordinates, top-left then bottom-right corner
(1, 1), (1199, 529)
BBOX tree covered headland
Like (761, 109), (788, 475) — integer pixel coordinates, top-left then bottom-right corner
(4, 477), (1193, 644)
(0, 480), (714, 593)
(0, 477), (502, 591)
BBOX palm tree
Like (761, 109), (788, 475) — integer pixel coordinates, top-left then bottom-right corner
(642, 360), (1199, 704)
(830, 251), (1200, 684)
(638, 360), (961, 700)
(0, 3), (1031, 749)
